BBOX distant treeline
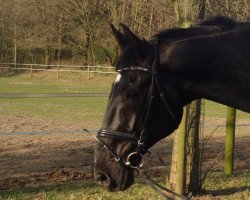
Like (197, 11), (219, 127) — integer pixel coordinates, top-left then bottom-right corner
(0, 0), (249, 66)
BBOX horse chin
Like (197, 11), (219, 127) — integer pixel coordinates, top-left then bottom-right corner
(119, 167), (134, 191)
(108, 167), (135, 192)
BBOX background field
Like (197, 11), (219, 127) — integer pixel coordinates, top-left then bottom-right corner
(0, 72), (249, 200)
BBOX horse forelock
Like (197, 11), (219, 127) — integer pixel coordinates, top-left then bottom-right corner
(115, 48), (137, 71)
(115, 45), (152, 71)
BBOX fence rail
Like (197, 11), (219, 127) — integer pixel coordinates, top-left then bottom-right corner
(0, 93), (109, 98)
(0, 63), (117, 78)
(0, 129), (98, 136)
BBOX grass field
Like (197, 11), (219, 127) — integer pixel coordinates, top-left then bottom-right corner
(0, 72), (114, 93)
(1, 72), (249, 126)
(0, 172), (249, 200)
(0, 72), (114, 127)
(0, 72), (249, 200)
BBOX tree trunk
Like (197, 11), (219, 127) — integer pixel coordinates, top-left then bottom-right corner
(169, 0), (205, 195)
(148, 4), (154, 37)
(13, 24), (17, 73)
(84, 30), (91, 65)
(90, 35), (96, 65)
(57, 12), (63, 64)
(186, 100), (202, 194)
(121, 0), (125, 22)
(44, 46), (51, 67)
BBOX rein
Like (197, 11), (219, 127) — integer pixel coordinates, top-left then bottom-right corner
(95, 45), (191, 199)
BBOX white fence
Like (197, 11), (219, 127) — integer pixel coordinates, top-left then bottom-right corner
(0, 63), (116, 78)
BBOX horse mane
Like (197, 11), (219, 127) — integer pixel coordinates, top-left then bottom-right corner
(198, 15), (238, 30)
(153, 16), (237, 41)
(116, 16), (239, 71)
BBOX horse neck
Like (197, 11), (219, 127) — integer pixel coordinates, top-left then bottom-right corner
(161, 59), (250, 113)
(159, 29), (250, 112)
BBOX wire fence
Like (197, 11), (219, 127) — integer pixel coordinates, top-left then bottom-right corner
(0, 93), (109, 98)
(0, 109), (249, 190)
(0, 129), (98, 136)
(0, 124), (249, 136)
(200, 106), (250, 180)
(0, 73), (249, 190)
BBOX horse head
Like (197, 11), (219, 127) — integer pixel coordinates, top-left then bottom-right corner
(93, 24), (183, 191)
(93, 16), (248, 192)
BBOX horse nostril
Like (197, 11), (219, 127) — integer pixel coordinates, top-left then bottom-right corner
(95, 172), (111, 187)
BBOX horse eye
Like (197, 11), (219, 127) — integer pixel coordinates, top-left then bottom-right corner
(126, 87), (139, 98)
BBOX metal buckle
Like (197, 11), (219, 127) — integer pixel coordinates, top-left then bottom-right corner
(115, 157), (121, 162)
(125, 152), (144, 169)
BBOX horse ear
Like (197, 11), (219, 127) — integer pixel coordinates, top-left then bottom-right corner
(110, 23), (127, 51)
(120, 23), (144, 49)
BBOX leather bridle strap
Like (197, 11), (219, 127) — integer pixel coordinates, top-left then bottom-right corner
(130, 44), (159, 147)
(97, 44), (177, 165)
(84, 129), (192, 200)
(140, 169), (192, 200)
(98, 129), (138, 143)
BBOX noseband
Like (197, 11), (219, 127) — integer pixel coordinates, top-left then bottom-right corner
(97, 44), (177, 169)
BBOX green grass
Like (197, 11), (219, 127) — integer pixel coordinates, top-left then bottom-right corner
(204, 100), (250, 119)
(0, 172), (249, 200)
(0, 72), (114, 93)
(1, 73), (250, 120)
(0, 73), (115, 126)
(0, 73), (249, 199)
(0, 72), (249, 130)
(1, 98), (108, 123)
(0, 180), (162, 200)
(1, 72), (249, 128)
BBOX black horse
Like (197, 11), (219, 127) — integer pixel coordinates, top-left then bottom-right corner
(94, 16), (250, 192)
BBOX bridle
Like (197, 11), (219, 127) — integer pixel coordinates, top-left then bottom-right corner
(97, 44), (177, 169)
(94, 44), (191, 200)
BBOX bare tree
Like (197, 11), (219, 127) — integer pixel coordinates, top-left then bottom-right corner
(170, 0), (205, 195)
(1, 0), (248, 67)
(207, 0), (250, 21)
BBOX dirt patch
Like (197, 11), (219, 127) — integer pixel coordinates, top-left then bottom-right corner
(0, 116), (249, 190)
(0, 115), (101, 133)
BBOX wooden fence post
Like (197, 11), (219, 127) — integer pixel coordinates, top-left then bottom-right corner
(57, 65), (59, 78)
(225, 107), (236, 176)
(87, 65), (90, 79)
(175, 106), (188, 196)
(8, 63), (10, 76)
(30, 64), (33, 77)
(170, 106), (188, 196)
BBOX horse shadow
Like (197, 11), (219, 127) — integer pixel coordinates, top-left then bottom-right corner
(204, 186), (249, 197)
